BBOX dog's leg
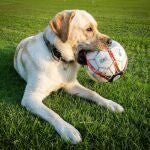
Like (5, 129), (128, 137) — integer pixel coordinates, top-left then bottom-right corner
(21, 77), (82, 144)
(65, 80), (124, 112)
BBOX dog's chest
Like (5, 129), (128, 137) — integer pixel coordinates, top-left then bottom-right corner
(43, 60), (79, 85)
(59, 62), (79, 82)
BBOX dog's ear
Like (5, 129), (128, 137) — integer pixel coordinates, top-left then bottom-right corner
(49, 11), (75, 43)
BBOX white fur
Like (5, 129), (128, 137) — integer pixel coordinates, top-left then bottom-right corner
(14, 10), (124, 144)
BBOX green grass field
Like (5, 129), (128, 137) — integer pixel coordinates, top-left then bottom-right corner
(0, 0), (150, 149)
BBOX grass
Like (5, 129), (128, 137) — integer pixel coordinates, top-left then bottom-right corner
(0, 0), (150, 149)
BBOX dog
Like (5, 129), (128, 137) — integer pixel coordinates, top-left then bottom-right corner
(14, 10), (124, 144)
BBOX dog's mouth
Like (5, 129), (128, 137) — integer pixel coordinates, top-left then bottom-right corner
(77, 50), (89, 65)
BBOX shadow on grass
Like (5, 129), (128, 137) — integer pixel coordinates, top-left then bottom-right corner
(0, 46), (25, 105)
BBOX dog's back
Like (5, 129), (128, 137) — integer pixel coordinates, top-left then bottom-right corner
(14, 34), (42, 81)
(14, 37), (32, 81)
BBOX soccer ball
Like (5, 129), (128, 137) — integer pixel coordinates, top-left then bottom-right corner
(86, 40), (128, 83)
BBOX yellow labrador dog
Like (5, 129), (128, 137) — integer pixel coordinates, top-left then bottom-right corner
(14, 10), (124, 144)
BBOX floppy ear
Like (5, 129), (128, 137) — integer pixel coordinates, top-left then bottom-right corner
(49, 11), (75, 43)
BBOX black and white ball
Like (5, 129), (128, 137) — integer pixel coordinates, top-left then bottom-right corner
(86, 40), (128, 83)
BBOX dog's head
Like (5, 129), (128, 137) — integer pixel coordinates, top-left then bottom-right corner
(49, 10), (112, 64)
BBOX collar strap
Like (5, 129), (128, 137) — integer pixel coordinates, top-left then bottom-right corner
(43, 33), (65, 62)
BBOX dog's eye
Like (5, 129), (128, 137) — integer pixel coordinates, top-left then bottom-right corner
(86, 27), (93, 32)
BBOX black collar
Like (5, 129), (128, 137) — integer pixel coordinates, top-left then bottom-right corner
(43, 34), (65, 62)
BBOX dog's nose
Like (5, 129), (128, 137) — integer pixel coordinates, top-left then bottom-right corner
(106, 38), (112, 46)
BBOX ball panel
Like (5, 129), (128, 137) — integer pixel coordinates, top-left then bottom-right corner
(95, 51), (113, 69)
(110, 40), (128, 71)
(86, 51), (99, 60)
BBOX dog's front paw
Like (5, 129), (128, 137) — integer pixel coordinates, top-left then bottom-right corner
(106, 100), (124, 113)
(58, 122), (82, 144)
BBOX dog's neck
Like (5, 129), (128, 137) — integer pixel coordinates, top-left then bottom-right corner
(43, 27), (67, 62)
(43, 33), (64, 61)
(43, 26), (75, 63)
